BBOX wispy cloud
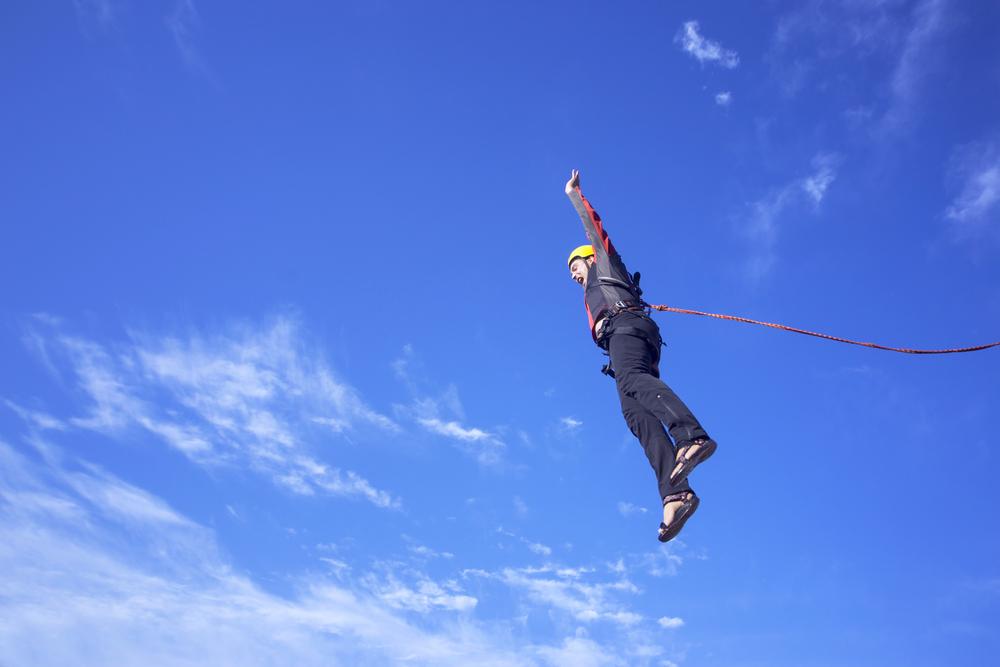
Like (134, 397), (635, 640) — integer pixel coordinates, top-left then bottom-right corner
(742, 152), (841, 281)
(616, 501), (648, 517)
(559, 416), (583, 434)
(633, 546), (686, 578)
(495, 526), (553, 557)
(772, 0), (906, 58)
(527, 541), (553, 557)
(15, 317), (400, 509)
(676, 21), (739, 68)
(407, 542), (455, 560)
(536, 634), (621, 667)
(0, 437), (687, 666)
(466, 564), (643, 627)
(366, 571), (478, 613)
(715, 91), (733, 107)
(657, 616), (685, 629)
(802, 153), (839, 205)
(3, 400), (66, 432)
(0, 440), (529, 666)
(393, 346), (507, 466)
(419, 417), (491, 442)
(166, 0), (214, 76)
(72, 0), (115, 33)
(945, 136), (1000, 235)
(768, 0), (950, 128)
(883, 0), (949, 132)
(415, 417), (505, 466)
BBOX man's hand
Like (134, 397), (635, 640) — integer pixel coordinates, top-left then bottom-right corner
(564, 169), (580, 195)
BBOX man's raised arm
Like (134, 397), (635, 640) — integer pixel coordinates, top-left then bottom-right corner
(564, 169), (617, 258)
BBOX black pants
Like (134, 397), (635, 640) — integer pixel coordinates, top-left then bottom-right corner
(603, 312), (709, 502)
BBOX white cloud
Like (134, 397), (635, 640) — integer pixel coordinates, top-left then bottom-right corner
(657, 616), (685, 629)
(72, 0), (115, 32)
(772, 0), (908, 57)
(556, 567), (594, 579)
(528, 542), (553, 557)
(3, 400), (66, 431)
(536, 634), (622, 667)
(714, 91), (732, 107)
(63, 464), (192, 528)
(560, 416), (583, 431)
(369, 574), (478, 613)
(0, 437), (691, 667)
(468, 565), (643, 627)
(394, 346), (507, 467)
(883, 0), (949, 132)
(407, 542), (455, 560)
(17, 318), (400, 509)
(945, 138), (1000, 232)
(495, 526), (555, 557)
(742, 152), (840, 281)
(676, 21), (739, 68)
(634, 547), (685, 578)
(768, 0), (949, 128)
(419, 417), (490, 442)
(0, 440), (537, 666)
(417, 417), (506, 465)
(802, 153), (839, 205)
(166, 0), (206, 71)
(617, 501), (648, 517)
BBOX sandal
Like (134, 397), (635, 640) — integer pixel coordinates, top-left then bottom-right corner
(657, 491), (700, 543)
(669, 438), (717, 486)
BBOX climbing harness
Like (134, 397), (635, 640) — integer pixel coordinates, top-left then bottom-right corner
(647, 304), (1000, 355)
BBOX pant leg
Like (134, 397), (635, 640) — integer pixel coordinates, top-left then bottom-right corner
(618, 391), (692, 501)
(607, 316), (709, 447)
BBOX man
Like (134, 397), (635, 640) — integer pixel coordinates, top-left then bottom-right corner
(564, 169), (717, 542)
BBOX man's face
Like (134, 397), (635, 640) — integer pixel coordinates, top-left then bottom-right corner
(569, 257), (591, 287)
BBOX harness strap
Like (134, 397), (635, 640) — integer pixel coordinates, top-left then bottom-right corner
(597, 314), (663, 379)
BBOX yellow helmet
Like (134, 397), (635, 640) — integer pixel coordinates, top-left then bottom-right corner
(567, 244), (595, 268)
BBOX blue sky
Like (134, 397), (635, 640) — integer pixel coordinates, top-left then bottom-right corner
(2, 1), (1000, 665)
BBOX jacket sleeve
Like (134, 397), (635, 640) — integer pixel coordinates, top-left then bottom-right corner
(567, 187), (617, 260)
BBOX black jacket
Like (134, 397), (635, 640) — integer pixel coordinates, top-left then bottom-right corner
(567, 187), (643, 344)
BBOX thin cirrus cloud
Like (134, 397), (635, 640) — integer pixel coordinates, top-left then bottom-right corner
(72, 0), (115, 31)
(882, 0), (949, 133)
(393, 345), (507, 466)
(464, 564), (644, 627)
(617, 501), (648, 517)
(559, 416), (583, 432)
(495, 526), (553, 557)
(767, 0), (949, 131)
(0, 439), (511, 666)
(164, 0), (215, 75)
(0, 437), (689, 666)
(945, 137), (1000, 234)
(16, 316), (401, 509)
(742, 152), (841, 282)
(418, 417), (492, 443)
(364, 570), (478, 613)
(676, 21), (740, 68)
(72, 0), (214, 75)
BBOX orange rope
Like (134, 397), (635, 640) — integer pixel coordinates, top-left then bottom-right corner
(648, 304), (1000, 355)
